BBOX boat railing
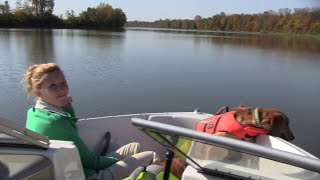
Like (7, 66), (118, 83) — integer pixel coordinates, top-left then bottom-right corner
(131, 117), (320, 174)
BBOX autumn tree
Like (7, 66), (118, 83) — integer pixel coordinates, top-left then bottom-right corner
(66, 3), (126, 28)
(279, 8), (291, 16)
(126, 7), (320, 36)
(14, 0), (27, 23)
(194, 15), (202, 29)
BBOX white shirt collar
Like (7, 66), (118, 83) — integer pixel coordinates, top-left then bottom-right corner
(35, 100), (67, 116)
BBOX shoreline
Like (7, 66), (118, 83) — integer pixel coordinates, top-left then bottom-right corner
(1, 26), (319, 39)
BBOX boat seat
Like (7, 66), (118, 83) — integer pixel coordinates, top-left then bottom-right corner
(0, 161), (9, 180)
(77, 124), (107, 155)
(148, 114), (206, 130)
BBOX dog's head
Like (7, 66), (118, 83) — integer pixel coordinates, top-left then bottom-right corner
(258, 107), (295, 141)
(235, 105), (295, 141)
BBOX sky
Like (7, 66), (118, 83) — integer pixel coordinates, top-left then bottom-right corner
(4, 0), (320, 22)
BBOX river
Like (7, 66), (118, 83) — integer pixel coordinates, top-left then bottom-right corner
(0, 28), (319, 158)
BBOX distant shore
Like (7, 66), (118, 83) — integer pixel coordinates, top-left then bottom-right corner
(125, 8), (320, 38)
(1, 2), (319, 38)
(124, 27), (320, 39)
(0, 3), (126, 29)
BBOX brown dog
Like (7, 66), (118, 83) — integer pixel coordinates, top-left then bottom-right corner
(164, 105), (295, 178)
(213, 104), (295, 142)
(158, 157), (187, 179)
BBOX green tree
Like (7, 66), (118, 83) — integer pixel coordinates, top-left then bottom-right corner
(1, 1), (11, 14)
(181, 20), (189, 29)
(112, 8), (126, 27)
(171, 20), (181, 29)
(30, 0), (38, 15)
(45, 0), (54, 14)
(23, 1), (34, 15)
(75, 3), (126, 28)
(0, 4), (4, 14)
(14, 8), (28, 23)
(30, 0), (54, 15)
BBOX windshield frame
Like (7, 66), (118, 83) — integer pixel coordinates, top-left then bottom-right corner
(0, 117), (49, 149)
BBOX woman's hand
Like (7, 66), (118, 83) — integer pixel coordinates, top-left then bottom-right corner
(64, 95), (73, 107)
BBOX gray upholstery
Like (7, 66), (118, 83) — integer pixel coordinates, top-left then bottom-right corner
(0, 161), (9, 180)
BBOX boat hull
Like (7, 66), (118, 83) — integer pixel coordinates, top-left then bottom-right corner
(77, 112), (320, 179)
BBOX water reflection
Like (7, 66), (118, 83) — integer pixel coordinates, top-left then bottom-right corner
(6, 29), (56, 65)
(128, 28), (320, 56)
(0, 29), (11, 53)
(59, 29), (126, 81)
(208, 35), (320, 56)
(27, 29), (55, 64)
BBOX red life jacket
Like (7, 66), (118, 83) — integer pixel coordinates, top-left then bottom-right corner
(195, 111), (268, 138)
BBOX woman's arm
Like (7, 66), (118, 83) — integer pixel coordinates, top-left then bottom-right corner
(51, 126), (120, 170)
(71, 131), (120, 169)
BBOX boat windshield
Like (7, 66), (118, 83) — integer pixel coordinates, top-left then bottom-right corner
(132, 118), (320, 180)
(0, 117), (49, 149)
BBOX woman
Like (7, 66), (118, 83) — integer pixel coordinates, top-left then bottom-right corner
(23, 63), (159, 179)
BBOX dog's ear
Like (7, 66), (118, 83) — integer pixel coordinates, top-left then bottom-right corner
(258, 108), (284, 131)
(238, 104), (248, 108)
(234, 104), (251, 111)
(260, 110), (285, 131)
(260, 109), (295, 141)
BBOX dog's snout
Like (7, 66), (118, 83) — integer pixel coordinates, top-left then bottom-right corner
(280, 130), (295, 141)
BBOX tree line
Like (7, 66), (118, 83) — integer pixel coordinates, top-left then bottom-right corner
(126, 8), (320, 35)
(0, 0), (127, 28)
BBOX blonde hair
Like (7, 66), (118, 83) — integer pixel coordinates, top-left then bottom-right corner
(23, 63), (62, 95)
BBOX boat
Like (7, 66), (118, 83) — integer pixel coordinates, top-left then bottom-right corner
(1, 110), (320, 179)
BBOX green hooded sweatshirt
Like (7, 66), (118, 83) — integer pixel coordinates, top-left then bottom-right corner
(26, 106), (119, 177)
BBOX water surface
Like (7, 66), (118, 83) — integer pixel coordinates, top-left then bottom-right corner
(0, 28), (320, 158)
